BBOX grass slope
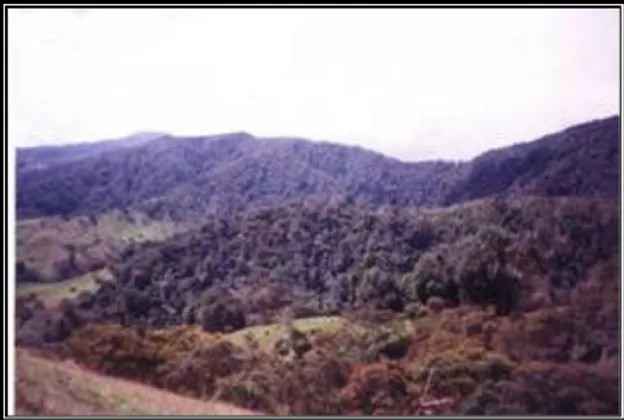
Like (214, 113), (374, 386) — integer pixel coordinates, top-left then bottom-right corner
(225, 316), (352, 353)
(15, 348), (258, 416)
(16, 210), (185, 283)
(17, 269), (114, 308)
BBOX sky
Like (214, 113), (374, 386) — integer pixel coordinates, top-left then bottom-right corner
(7, 8), (621, 161)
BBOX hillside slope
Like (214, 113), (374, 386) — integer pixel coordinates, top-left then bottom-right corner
(16, 209), (186, 283)
(15, 194), (620, 415)
(16, 132), (168, 173)
(15, 348), (258, 415)
(16, 116), (620, 221)
(12, 116), (621, 416)
(16, 195), (619, 342)
(444, 116), (621, 203)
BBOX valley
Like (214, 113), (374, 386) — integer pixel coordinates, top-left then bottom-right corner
(12, 116), (622, 415)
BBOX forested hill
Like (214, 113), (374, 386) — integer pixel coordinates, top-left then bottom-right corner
(17, 195), (621, 415)
(16, 132), (168, 173)
(16, 115), (620, 221)
(14, 116), (622, 416)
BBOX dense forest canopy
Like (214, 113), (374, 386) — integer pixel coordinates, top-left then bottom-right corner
(16, 116), (620, 221)
(18, 195), (619, 334)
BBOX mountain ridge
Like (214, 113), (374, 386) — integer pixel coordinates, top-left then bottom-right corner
(17, 115), (619, 222)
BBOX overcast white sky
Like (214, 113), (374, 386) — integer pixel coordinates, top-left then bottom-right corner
(7, 8), (620, 161)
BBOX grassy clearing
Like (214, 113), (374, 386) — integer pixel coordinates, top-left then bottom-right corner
(14, 348), (258, 415)
(118, 225), (177, 243)
(98, 211), (181, 243)
(16, 269), (113, 307)
(225, 316), (358, 352)
(16, 211), (185, 283)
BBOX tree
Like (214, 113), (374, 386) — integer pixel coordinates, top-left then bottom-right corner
(400, 247), (459, 306)
(455, 225), (521, 315)
(198, 292), (246, 333)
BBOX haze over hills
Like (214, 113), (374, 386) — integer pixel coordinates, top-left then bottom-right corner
(16, 115), (621, 221)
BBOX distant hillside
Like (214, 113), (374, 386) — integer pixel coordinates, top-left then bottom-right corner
(16, 116), (620, 221)
(16, 210), (185, 283)
(17, 195), (618, 339)
(16, 132), (168, 173)
(444, 116), (621, 203)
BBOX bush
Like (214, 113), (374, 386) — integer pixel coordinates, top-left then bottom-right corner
(273, 328), (312, 358)
(461, 362), (620, 415)
(427, 296), (446, 313)
(426, 348), (513, 391)
(159, 340), (251, 397)
(291, 328), (312, 358)
(199, 295), (246, 333)
(290, 302), (322, 319)
(57, 324), (167, 382)
(453, 226), (521, 315)
(339, 363), (414, 415)
(400, 249), (459, 305)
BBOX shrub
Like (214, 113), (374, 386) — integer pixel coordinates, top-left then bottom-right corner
(400, 248), (459, 305)
(158, 340), (251, 397)
(427, 296), (446, 313)
(339, 362), (414, 415)
(412, 346), (515, 400)
(461, 362), (620, 415)
(198, 296), (246, 333)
